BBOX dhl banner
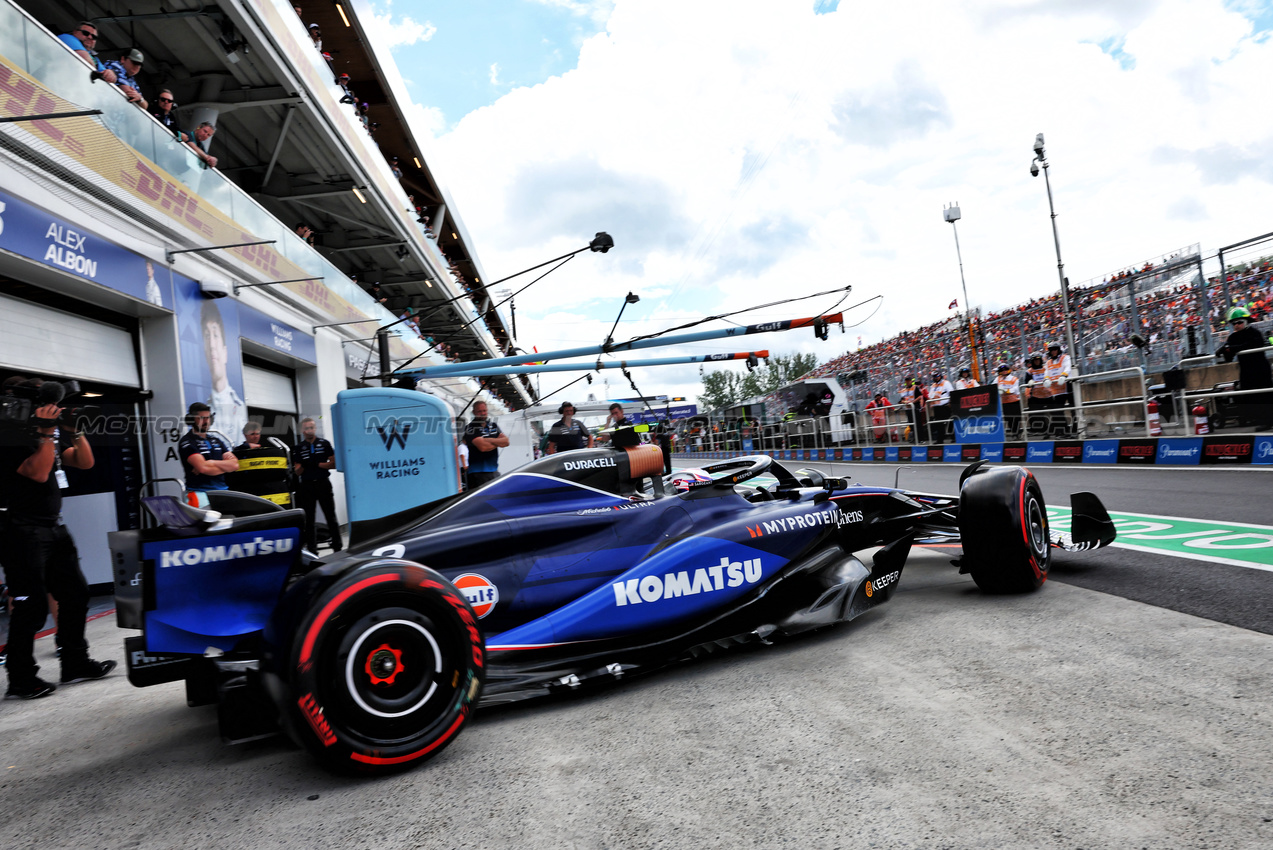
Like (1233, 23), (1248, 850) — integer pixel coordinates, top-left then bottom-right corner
(0, 51), (419, 364)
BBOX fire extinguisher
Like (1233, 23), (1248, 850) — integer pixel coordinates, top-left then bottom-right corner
(1193, 403), (1209, 435)
(1147, 398), (1162, 437)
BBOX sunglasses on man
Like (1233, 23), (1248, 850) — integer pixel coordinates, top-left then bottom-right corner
(76, 29), (98, 40)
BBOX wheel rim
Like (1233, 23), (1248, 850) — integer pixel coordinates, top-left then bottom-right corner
(341, 611), (443, 720)
(1026, 495), (1048, 561)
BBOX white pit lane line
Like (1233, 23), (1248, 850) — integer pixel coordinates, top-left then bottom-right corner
(1047, 507), (1273, 573)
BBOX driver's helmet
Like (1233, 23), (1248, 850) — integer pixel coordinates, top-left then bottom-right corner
(670, 468), (713, 493)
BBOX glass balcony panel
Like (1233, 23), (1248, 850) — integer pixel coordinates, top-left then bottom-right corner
(3, 2), (452, 367)
(0, 3), (27, 69)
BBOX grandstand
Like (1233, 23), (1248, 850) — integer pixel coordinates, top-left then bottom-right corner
(790, 241), (1270, 407)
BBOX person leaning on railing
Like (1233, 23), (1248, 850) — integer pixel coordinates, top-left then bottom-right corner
(57, 22), (116, 84)
(996, 363), (1023, 440)
(101, 49), (148, 109)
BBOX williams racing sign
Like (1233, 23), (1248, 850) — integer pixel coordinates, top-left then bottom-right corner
(331, 388), (460, 529)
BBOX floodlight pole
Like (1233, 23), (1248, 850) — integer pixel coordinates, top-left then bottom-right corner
(1031, 133), (1083, 434)
(943, 203), (971, 317)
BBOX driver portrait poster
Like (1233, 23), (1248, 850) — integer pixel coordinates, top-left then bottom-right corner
(173, 273), (247, 445)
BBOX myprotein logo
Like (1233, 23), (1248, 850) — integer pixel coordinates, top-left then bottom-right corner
(761, 509), (840, 535)
(612, 556), (763, 606)
(158, 534), (295, 567)
(376, 419), (411, 451)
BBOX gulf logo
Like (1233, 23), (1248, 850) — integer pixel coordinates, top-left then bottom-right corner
(453, 573), (499, 619)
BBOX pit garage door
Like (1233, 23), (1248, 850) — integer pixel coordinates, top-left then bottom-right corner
(243, 363), (297, 414)
(0, 292), (139, 386)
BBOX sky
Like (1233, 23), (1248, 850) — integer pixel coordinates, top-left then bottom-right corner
(362, 0), (1273, 410)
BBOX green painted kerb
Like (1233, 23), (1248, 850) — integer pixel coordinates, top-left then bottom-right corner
(1048, 507), (1273, 572)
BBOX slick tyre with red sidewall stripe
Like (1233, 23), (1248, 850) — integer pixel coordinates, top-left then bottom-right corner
(274, 561), (485, 773)
(957, 466), (1051, 594)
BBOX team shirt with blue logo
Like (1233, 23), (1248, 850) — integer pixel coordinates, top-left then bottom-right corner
(179, 430), (232, 491)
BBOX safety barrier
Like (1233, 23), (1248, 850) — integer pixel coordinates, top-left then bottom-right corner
(675, 429), (1273, 467)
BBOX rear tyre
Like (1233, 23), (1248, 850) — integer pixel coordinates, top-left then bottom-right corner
(277, 561), (485, 773)
(957, 466), (1051, 593)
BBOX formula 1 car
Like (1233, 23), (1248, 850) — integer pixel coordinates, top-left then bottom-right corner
(111, 417), (1115, 775)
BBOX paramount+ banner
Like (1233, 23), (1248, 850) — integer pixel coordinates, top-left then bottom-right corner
(951, 386), (1004, 444)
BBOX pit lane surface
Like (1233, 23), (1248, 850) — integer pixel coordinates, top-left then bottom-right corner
(3, 465), (1272, 849)
(776, 461), (1273, 635)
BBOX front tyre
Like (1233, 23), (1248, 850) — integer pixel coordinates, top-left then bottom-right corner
(279, 561), (485, 773)
(957, 466), (1051, 594)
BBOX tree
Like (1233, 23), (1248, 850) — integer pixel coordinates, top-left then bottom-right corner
(745, 353), (819, 396)
(699, 352), (820, 412)
(698, 366), (747, 412)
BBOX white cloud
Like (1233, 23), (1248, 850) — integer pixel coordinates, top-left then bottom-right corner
(527, 0), (617, 26)
(489, 62), (501, 86)
(365, 2), (437, 50)
(417, 0), (1273, 405)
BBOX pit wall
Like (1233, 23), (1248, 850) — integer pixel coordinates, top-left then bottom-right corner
(676, 433), (1273, 467)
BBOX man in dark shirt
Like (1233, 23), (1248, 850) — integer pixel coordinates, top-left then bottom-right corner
(595, 402), (631, 444)
(546, 401), (593, 454)
(1218, 307), (1273, 430)
(293, 417), (342, 552)
(179, 402), (238, 494)
(1, 390), (116, 700)
(463, 401), (508, 488)
(148, 88), (190, 142)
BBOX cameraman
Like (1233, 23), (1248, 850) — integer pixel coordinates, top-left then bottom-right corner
(1, 386), (116, 700)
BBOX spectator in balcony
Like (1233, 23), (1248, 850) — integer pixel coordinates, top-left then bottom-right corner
(295, 222), (315, 245)
(389, 156), (403, 179)
(102, 49), (148, 109)
(148, 89), (190, 142)
(187, 122), (217, 169)
(336, 73), (355, 104)
(308, 23), (322, 50)
(58, 23), (116, 83)
(368, 282), (387, 305)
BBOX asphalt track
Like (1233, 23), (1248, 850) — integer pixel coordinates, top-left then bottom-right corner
(771, 460), (1273, 636)
(3, 463), (1272, 849)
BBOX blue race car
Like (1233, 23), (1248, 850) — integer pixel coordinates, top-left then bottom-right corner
(110, 391), (1115, 774)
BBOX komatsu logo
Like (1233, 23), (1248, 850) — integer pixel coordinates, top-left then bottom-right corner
(158, 535), (295, 567)
(563, 457), (617, 471)
(612, 556), (763, 606)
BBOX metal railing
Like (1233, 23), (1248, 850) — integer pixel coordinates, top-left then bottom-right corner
(683, 348), (1272, 455)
